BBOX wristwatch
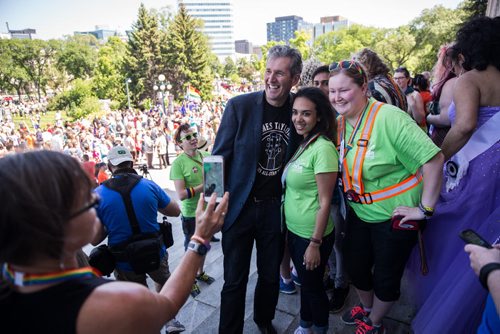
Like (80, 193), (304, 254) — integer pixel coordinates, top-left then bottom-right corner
(188, 240), (210, 256)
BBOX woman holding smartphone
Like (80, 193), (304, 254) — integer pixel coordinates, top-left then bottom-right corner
(283, 87), (338, 334)
(329, 60), (443, 334)
(170, 124), (216, 297)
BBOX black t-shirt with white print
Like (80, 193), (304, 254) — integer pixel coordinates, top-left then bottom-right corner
(251, 95), (291, 198)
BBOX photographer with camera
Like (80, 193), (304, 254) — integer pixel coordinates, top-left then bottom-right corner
(92, 146), (185, 333)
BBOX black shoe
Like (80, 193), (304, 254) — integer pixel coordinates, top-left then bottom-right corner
(329, 286), (350, 314)
(210, 236), (220, 242)
(258, 323), (277, 334)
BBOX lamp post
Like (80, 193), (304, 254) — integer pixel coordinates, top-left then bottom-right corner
(125, 78), (132, 111)
(153, 74), (171, 117)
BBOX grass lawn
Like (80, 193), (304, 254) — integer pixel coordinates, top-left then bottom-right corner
(11, 110), (68, 131)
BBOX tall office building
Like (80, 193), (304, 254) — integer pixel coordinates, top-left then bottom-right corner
(182, 0), (235, 58)
(313, 16), (350, 41)
(267, 15), (312, 44)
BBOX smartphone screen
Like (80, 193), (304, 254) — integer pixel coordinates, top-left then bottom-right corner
(459, 229), (492, 249)
(203, 156), (224, 202)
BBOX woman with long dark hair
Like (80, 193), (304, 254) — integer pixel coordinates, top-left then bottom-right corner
(283, 87), (338, 334)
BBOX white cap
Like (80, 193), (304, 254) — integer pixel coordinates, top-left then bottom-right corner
(107, 146), (133, 166)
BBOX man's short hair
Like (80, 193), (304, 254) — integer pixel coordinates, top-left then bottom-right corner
(267, 45), (303, 77)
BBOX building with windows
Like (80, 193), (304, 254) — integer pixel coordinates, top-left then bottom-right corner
(235, 39), (252, 54)
(182, 0), (235, 58)
(267, 15), (312, 44)
(74, 26), (118, 41)
(313, 16), (350, 41)
(5, 23), (36, 39)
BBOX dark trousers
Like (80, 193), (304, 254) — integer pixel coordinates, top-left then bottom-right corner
(288, 230), (334, 329)
(219, 199), (284, 333)
(343, 210), (421, 301)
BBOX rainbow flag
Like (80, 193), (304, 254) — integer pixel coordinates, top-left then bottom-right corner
(187, 86), (202, 102)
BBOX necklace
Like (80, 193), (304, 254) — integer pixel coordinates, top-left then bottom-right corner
(2, 263), (100, 287)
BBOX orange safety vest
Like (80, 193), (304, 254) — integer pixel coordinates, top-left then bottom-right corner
(337, 100), (423, 204)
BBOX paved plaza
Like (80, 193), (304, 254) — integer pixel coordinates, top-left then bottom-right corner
(84, 152), (416, 333)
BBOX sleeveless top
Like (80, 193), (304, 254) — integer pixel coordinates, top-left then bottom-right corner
(0, 276), (110, 334)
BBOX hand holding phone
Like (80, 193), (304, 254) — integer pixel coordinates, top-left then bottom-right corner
(391, 215), (420, 231)
(459, 229), (492, 249)
(203, 155), (224, 203)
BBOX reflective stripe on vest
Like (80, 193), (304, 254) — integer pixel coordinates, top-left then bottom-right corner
(340, 100), (423, 204)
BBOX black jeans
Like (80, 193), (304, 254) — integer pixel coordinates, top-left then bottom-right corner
(343, 210), (421, 301)
(288, 230), (334, 331)
(219, 198), (284, 333)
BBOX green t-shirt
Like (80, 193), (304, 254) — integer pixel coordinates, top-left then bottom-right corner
(284, 136), (338, 238)
(169, 151), (209, 217)
(342, 98), (440, 222)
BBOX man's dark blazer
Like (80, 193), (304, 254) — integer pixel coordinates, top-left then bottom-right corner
(212, 90), (301, 232)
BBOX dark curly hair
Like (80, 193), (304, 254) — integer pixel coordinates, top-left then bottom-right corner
(293, 87), (337, 143)
(355, 48), (390, 80)
(413, 74), (429, 91)
(448, 16), (500, 71)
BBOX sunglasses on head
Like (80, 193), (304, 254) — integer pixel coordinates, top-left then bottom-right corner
(180, 132), (198, 142)
(329, 60), (364, 75)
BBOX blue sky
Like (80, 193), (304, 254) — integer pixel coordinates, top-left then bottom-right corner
(1, 0), (462, 45)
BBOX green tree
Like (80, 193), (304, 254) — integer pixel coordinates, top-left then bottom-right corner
(460, 0), (488, 20)
(163, 3), (214, 100)
(126, 3), (165, 105)
(93, 37), (128, 106)
(408, 5), (465, 72)
(8, 39), (57, 101)
(0, 39), (30, 99)
(48, 78), (100, 120)
(374, 26), (416, 71)
(237, 57), (255, 83)
(289, 30), (312, 60)
(223, 57), (237, 79)
(313, 25), (382, 64)
(56, 35), (98, 80)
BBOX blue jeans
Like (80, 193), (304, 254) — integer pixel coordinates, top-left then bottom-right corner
(288, 230), (334, 333)
(219, 198), (284, 333)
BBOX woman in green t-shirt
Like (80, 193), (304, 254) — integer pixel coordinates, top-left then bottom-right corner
(170, 124), (215, 297)
(284, 87), (338, 334)
(329, 60), (444, 334)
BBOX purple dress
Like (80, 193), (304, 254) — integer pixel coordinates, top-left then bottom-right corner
(408, 103), (500, 334)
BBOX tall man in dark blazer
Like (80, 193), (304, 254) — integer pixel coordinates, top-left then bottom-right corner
(213, 45), (303, 334)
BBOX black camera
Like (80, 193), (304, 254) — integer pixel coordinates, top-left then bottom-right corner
(140, 164), (148, 174)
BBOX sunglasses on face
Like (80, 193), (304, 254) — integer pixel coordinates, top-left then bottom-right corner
(180, 132), (198, 142)
(69, 194), (100, 219)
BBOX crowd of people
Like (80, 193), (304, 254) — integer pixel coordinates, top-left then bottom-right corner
(1, 16), (499, 334)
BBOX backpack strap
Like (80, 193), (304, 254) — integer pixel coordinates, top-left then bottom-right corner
(103, 174), (143, 235)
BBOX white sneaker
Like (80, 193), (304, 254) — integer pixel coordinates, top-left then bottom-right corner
(294, 326), (313, 334)
(165, 318), (185, 333)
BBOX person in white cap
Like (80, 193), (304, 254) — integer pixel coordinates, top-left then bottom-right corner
(93, 145), (186, 333)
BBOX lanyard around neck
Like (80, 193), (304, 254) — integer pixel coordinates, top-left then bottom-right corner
(184, 151), (203, 167)
(2, 264), (100, 287)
